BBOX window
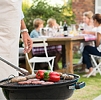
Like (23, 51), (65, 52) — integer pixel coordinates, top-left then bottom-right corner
(95, 0), (101, 13)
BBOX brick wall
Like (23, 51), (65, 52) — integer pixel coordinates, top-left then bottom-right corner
(72, 0), (95, 24)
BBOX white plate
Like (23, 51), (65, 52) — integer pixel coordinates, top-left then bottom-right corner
(39, 36), (51, 38)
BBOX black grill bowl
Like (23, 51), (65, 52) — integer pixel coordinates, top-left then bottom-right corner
(0, 74), (85, 100)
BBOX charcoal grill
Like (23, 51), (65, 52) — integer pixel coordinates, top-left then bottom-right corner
(0, 74), (85, 100)
(0, 56), (85, 100)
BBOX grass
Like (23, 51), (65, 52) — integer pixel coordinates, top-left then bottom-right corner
(68, 73), (101, 100)
(58, 57), (101, 100)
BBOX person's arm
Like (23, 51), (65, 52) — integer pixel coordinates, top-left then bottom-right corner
(96, 32), (101, 47)
(82, 27), (97, 35)
(82, 30), (95, 35)
(21, 19), (33, 53)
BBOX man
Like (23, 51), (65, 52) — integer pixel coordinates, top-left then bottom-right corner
(0, 0), (32, 99)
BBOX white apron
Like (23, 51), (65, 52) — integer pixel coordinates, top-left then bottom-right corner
(0, 0), (22, 99)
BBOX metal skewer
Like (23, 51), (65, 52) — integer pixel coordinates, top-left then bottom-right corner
(0, 56), (30, 76)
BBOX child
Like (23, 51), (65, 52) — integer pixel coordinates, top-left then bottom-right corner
(30, 18), (62, 70)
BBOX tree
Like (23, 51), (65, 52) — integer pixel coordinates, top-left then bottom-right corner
(23, 0), (76, 33)
(62, 0), (75, 25)
(22, 0), (32, 13)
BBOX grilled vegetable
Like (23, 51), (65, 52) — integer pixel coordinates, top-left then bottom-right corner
(49, 72), (60, 82)
(44, 71), (50, 81)
(36, 70), (46, 79)
(44, 71), (60, 82)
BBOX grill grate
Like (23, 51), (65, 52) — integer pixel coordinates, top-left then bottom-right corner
(0, 74), (79, 88)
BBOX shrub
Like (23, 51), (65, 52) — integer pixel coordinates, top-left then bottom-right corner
(23, 0), (76, 33)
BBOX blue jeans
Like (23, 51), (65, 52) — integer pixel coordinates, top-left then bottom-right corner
(82, 45), (101, 69)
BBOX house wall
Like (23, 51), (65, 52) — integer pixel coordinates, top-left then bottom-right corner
(72, 0), (95, 24)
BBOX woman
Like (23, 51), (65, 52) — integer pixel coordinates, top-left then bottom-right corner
(82, 14), (101, 77)
(30, 18), (62, 70)
(0, 0), (32, 99)
(78, 11), (97, 72)
(82, 11), (94, 31)
(79, 11), (96, 52)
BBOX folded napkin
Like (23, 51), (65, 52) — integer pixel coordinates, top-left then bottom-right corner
(84, 34), (96, 41)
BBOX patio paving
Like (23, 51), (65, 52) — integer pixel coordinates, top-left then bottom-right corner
(93, 95), (101, 100)
(0, 88), (6, 100)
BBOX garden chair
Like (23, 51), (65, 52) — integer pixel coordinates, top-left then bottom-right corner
(87, 54), (101, 78)
(25, 38), (55, 74)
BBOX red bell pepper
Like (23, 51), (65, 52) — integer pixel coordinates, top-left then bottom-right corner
(36, 70), (46, 79)
(44, 71), (60, 82)
(49, 72), (60, 82)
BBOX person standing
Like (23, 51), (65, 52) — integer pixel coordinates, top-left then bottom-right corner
(0, 0), (32, 99)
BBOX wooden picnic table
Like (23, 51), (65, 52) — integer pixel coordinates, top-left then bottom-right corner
(25, 36), (85, 74)
(46, 36), (85, 74)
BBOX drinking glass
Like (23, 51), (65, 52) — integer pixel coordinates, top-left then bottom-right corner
(41, 28), (49, 36)
(78, 23), (84, 34)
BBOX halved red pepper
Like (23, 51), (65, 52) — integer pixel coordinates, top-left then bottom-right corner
(36, 70), (46, 79)
(44, 71), (60, 82)
(49, 72), (60, 82)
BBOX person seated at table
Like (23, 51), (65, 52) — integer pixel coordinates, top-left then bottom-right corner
(46, 18), (59, 35)
(46, 18), (62, 69)
(82, 11), (97, 35)
(78, 11), (97, 72)
(30, 18), (43, 38)
(82, 13), (101, 77)
(79, 11), (97, 52)
(30, 18), (62, 70)
(46, 18), (59, 29)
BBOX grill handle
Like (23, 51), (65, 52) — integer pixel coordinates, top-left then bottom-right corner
(0, 56), (30, 76)
(75, 82), (85, 89)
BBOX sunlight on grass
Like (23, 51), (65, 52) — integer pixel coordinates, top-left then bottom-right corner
(58, 57), (101, 100)
(58, 61), (62, 69)
(68, 73), (101, 100)
(73, 59), (80, 64)
(58, 58), (80, 69)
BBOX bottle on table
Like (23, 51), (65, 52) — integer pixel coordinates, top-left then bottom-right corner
(63, 21), (68, 37)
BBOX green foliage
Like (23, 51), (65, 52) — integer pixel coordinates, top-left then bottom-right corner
(62, 0), (76, 25)
(23, 0), (76, 33)
(22, 0), (31, 14)
(73, 52), (81, 59)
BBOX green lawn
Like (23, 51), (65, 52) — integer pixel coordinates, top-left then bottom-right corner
(68, 73), (101, 100)
(58, 58), (101, 100)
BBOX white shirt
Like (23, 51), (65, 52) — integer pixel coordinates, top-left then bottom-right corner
(21, 10), (24, 19)
(83, 23), (93, 31)
(78, 23), (97, 33)
(97, 26), (101, 52)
